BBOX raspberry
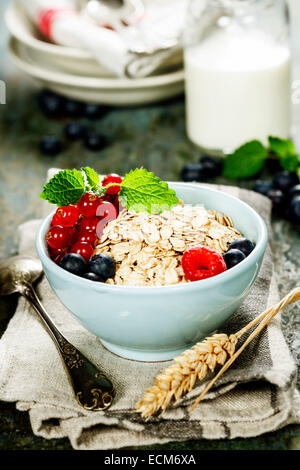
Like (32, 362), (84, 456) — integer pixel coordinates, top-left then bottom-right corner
(102, 174), (123, 195)
(182, 246), (227, 282)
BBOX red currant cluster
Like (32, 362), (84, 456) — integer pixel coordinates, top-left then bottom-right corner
(46, 174), (123, 265)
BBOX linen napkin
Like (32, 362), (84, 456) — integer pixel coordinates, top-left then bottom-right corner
(16, 0), (186, 78)
(0, 178), (299, 450)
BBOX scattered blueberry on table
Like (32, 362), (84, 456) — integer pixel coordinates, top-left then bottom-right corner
(64, 121), (86, 141)
(39, 135), (63, 156)
(38, 89), (65, 118)
(181, 155), (223, 182)
(83, 130), (107, 152)
(252, 170), (300, 221)
(37, 89), (110, 155)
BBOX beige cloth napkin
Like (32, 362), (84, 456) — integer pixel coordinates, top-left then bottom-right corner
(0, 179), (299, 450)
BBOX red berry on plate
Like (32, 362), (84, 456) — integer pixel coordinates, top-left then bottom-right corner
(46, 226), (73, 250)
(70, 242), (94, 262)
(78, 216), (99, 233)
(96, 202), (118, 238)
(52, 205), (80, 228)
(78, 193), (102, 218)
(102, 174), (123, 195)
(182, 246), (227, 282)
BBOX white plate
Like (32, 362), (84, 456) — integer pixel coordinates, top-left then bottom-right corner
(5, 1), (183, 78)
(8, 37), (185, 106)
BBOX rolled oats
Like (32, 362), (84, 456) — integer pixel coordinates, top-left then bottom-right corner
(94, 204), (243, 287)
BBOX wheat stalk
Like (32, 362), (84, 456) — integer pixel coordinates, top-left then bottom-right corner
(136, 287), (300, 419)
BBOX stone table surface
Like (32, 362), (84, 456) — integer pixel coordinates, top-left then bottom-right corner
(0, 0), (300, 451)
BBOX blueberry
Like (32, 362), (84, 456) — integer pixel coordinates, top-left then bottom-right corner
(199, 155), (223, 178)
(88, 254), (116, 280)
(84, 103), (108, 120)
(223, 249), (246, 269)
(64, 122), (86, 141)
(267, 188), (286, 216)
(40, 135), (62, 156)
(288, 184), (300, 200)
(273, 171), (299, 192)
(82, 272), (105, 282)
(38, 89), (64, 118)
(288, 196), (300, 224)
(63, 98), (84, 118)
(228, 238), (255, 257)
(180, 163), (209, 183)
(60, 253), (87, 276)
(252, 180), (274, 196)
(84, 131), (107, 151)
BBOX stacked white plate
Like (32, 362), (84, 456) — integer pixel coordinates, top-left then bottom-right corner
(6, 2), (185, 106)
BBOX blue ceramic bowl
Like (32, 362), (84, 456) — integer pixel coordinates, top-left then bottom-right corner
(36, 183), (268, 362)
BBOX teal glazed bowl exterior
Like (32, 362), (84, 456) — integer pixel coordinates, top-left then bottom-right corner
(36, 183), (268, 362)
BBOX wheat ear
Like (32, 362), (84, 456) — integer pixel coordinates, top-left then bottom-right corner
(136, 287), (300, 419)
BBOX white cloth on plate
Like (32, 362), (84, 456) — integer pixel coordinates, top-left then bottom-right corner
(16, 0), (187, 78)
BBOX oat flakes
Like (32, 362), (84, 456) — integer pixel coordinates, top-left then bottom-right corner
(94, 205), (242, 287)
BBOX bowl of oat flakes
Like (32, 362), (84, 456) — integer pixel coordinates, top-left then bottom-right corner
(36, 182), (268, 362)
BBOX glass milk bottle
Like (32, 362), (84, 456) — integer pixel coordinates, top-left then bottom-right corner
(184, 0), (291, 155)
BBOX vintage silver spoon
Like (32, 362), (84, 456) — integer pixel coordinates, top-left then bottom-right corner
(0, 255), (115, 411)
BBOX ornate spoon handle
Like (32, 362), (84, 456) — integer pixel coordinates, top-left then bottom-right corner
(21, 282), (115, 411)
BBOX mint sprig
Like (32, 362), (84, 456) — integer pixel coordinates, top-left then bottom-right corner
(223, 136), (300, 179)
(82, 166), (100, 191)
(40, 169), (86, 206)
(40, 167), (179, 214)
(119, 168), (179, 214)
(223, 140), (268, 179)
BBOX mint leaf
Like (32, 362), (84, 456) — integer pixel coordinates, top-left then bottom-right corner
(279, 153), (299, 172)
(119, 168), (179, 214)
(82, 166), (100, 190)
(268, 136), (295, 158)
(40, 169), (85, 206)
(223, 140), (268, 179)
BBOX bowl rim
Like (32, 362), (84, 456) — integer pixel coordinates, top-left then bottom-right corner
(36, 183), (268, 294)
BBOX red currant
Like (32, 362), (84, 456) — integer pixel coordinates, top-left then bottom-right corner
(46, 226), (73, 250)
(77, 231), (98, 246)
(51, 205), (80, 227)
(182, 246), (227, 282)
(78, 216), (99, 233)
(78, 193), (102, 218)
(102, 174), (123, 196)
(53, 252), (67, 265)
(70, 242), (94, 262)
(48, 246), (68, 260)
